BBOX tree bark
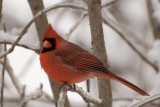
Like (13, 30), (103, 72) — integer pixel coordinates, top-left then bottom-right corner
(0, 0), (3, 23)
(87, 0), (112, 107)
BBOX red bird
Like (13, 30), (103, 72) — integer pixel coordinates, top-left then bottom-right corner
(40, 24), (149, 96)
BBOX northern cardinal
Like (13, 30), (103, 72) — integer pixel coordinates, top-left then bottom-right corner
(40, 24), (149, 96)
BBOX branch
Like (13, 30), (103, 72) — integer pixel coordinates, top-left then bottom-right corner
(0, 30), (40, 53)
(66, 0), (115, 40)
(28, 0), (48, 49)
(87, 0), (112, 106)
(74, 85), (102, 105)
(129, 94), (160, 107)
(19, 84), (43, 107)
(0, 24), (7, 107)
(146, 0), (160, 39)
(0, 0), (3, 23)
(102, 10), (159, 72)
(0, 59), (25, 98)
(0, 41), (40, 53)
(57, 84), (102, 106)
(0, 1), (87, 59)
(57, 84), (71, 107)
(0, 44), (6, 107)
(66, 12), (88, 40)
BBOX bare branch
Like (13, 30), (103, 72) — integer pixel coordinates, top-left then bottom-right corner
(57, 84), (102, 106)
(87, 0), (112, 106)
(146, 0), (160, 39)
(28, 0), (48, 49)
(0, 59), (25, 98)
(19, 84), (43, 107)
(0, 31), (40, 53)
(102, 10), (159, 72)
(129, 94), (160, 107)
(74, 85), (102, 106)
(57, 84), (71, 107)
(0, 1), (87, 59)
(0, 41), (40, 53)
(66, 12), (88, 40)
(0, 0), (3, 23)
(0, 45), (6, 107)
(0, 24), (7, 107)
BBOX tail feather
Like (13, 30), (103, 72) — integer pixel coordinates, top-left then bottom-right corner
(93, 71), (149, 96)
(111, 74), (149, 96)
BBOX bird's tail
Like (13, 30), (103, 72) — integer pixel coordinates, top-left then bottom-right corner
(93, 70), (149, 96)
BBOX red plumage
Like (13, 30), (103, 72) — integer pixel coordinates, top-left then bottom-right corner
(40, 24), (149, 96)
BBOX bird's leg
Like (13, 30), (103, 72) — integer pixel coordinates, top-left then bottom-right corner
(72, 84), (76, 91)
(59, 82), (76, 92)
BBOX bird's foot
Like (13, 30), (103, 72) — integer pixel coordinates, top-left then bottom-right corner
(60, 83), (76, 92)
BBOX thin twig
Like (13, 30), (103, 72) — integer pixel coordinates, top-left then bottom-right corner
(19, 84), (43, 107)
(0, 1), (87, 59)
(66, 12), (88, 40)
(102, 10), (159, 72)
(0, 59), (25, 98)
(0, 42), (40, 53)
(129, 94), (160, 107)
(113, 97), (140, 102)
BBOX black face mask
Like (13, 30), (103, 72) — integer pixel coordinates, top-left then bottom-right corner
(41, 38), (56, 53)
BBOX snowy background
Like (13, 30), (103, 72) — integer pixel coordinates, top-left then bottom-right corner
(0, 0), (160, 107)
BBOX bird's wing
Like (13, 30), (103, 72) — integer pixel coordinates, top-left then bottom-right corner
(54, 42), (109, 73)
(61, 51), (108, 73)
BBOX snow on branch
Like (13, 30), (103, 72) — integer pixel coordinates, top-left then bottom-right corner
(57, 84), (102, 107)
(74, 85), (102, 105)
(129, 94), (160, 107)
(19, 84), (43, 107)
(0, 1), (87, 59)
(0, 31), (40, 52)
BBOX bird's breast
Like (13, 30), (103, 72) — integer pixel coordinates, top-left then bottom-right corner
(40, 52), (92, 84)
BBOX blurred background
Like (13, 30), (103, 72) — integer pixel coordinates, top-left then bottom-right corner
(0, 0), (160, 107)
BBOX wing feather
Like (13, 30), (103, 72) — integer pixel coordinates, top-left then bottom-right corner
(55, 42), (108, 73)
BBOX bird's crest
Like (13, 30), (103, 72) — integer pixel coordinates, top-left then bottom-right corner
(42, 24), (62, 40)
